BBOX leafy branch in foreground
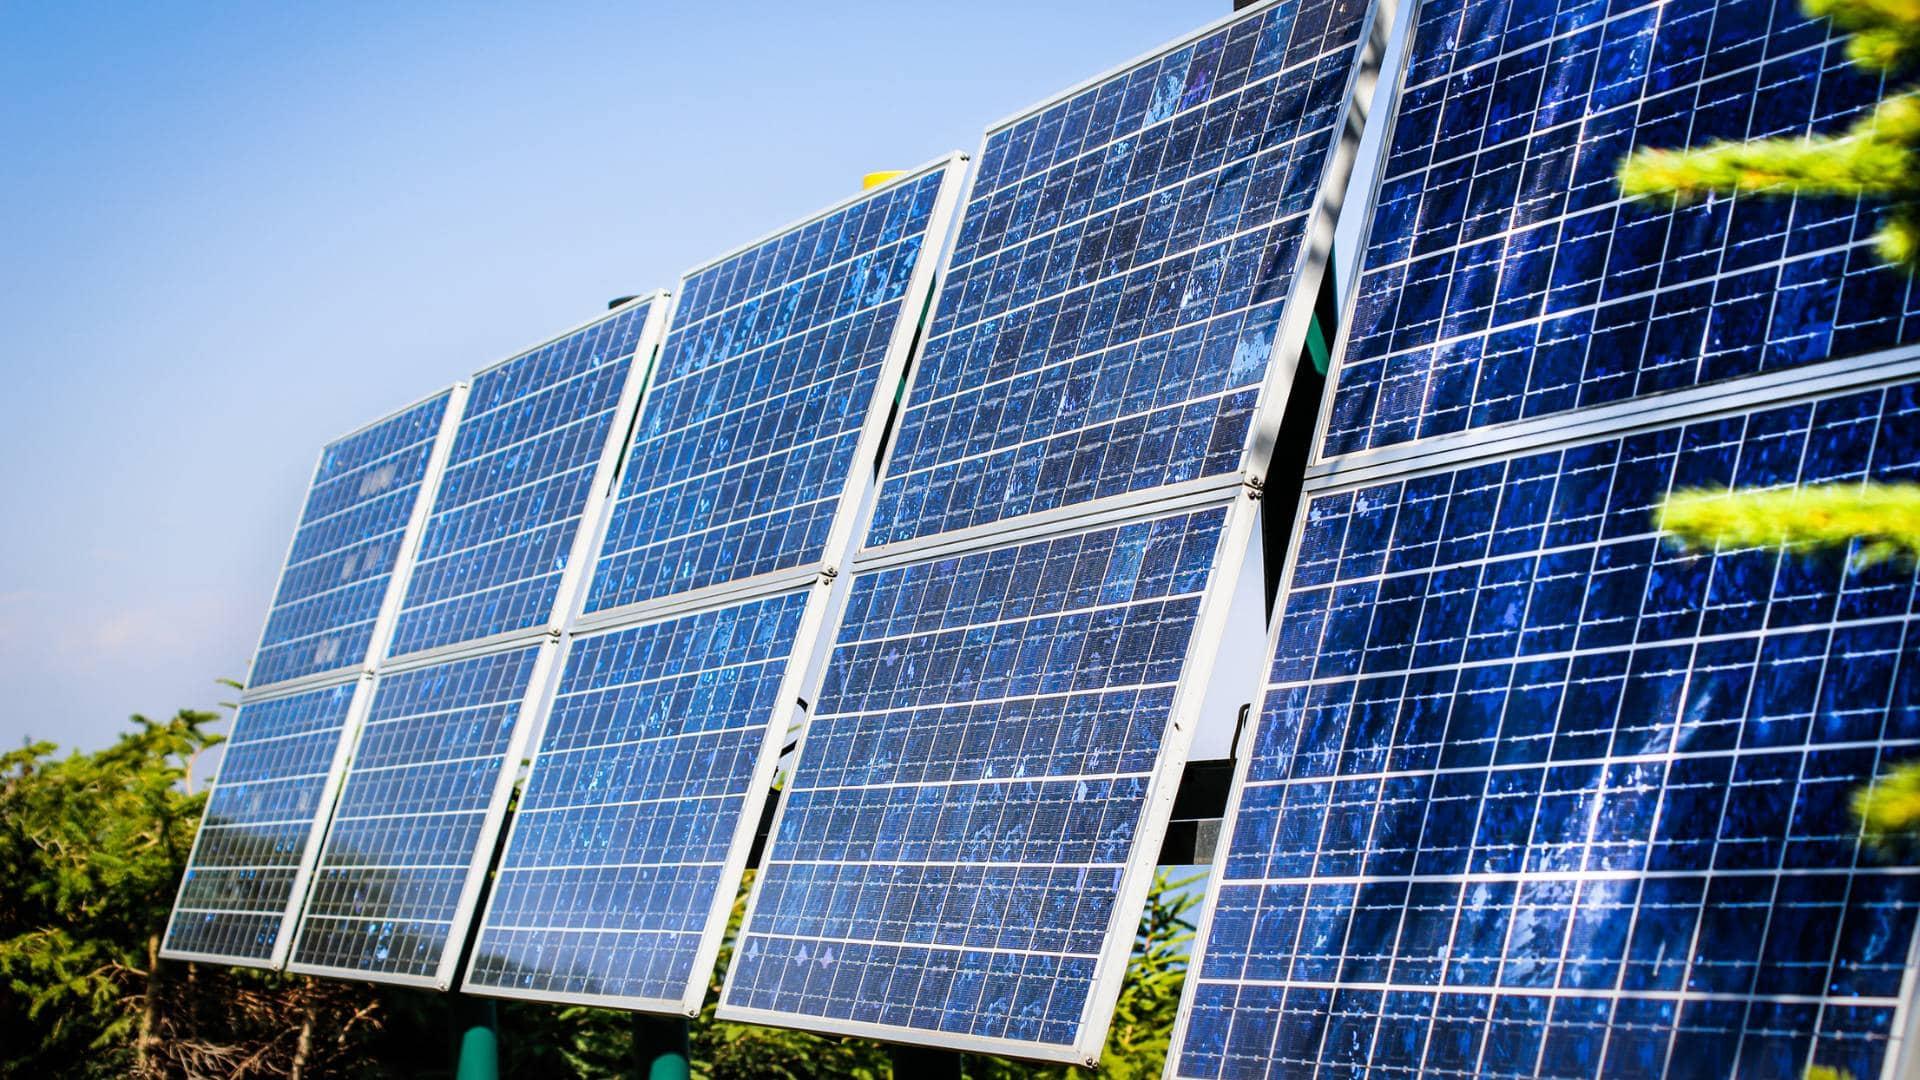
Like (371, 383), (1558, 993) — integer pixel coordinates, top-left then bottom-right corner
(1617, 0), (1920, 267)
(1657, 483), (1920, 567)
(1657, 481), (1920, 850)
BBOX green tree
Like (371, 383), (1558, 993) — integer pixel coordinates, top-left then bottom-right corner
(0, 711), (218, 1075)
(1617, 0), (1920, 266)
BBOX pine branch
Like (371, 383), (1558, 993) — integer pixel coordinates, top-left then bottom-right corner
(1619, 133), (1908, 202)
(1805, 0), (1920, 68)
(1656, 482), (1920, 564)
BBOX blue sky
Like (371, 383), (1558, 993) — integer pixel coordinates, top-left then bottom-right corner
(0, 2), (1235, 752)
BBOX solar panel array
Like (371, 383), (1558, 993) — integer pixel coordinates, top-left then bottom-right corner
(163, 682), (363, 966)
(164, 0), (1920, 1071)
(250, 391), (456, 688)
(466, 161), (967, 1014)
(391, 302), (656, 657)
(1174, 0), (1920, 1075)
(290, 645), (547, 984)
(723, 0), (1385, 1061)
(587, 167), (952, 613)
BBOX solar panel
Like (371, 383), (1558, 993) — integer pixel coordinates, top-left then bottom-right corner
(388, 298), (664, 657)
(864, 0), (1383, 550)
(463, 588), (817, 1011)
(287, 643), (552, 986)
(161, 681), (365, 967)
(249, 390), (460, 689)
(1317, 0), (1918, 461)
(1174, 375), (1920, 1079)
(586, 158), (966, 614)
(722, 507), (1239, 1061)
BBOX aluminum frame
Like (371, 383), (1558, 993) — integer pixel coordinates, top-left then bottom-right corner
(284, 634), (564, 990)
(716, 488), (1263, 1065)
(854, 0), (1391, 571)
(159, 671), (374, 969)
(460, 576), (840, 1015)
(566, 153), (969, 632)
(241, 382), (470, 700)
(384, 292), (671, 666)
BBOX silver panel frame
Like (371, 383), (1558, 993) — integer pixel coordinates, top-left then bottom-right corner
(241, 382), (471, 700)
(383, 292), (671, 667)
(567, 152), (970, 631)
(714, 0), (1394, 1060)
(284, 634), (563, 990)
(460, 576), (837, 1015)
(460, 158), (971, 1014)
(718, 490), (1261, 1065)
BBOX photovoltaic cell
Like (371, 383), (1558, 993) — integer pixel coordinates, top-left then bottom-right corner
(250, 392), (453, 687)
(290, 645), (543, 983)
(865, 0), (1376, 547)
(723, 507), (1227, 1058)
(388, 302), (654, 656)
(1175, 378), (1920, 1079)
(162, 682), (361, 965)
(464, 590), (812, 1009)
(1320, 0), (1920, 458)
(587, 167), (955, 613)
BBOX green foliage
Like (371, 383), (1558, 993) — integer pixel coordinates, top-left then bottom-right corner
(0, 711), (219, 1074)
(1806, 1066), (1856, 1080)
(1657, 482), (1920, 566)
(1617, 0), (1920, 266)
(5, 713), (1207, 1077)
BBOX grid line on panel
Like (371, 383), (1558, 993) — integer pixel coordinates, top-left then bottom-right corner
(464, 591), (812, 1010)
(1319, 0), (1920, 461)
(724, 506), (1230, 1056)
(251, 392), (454, 688)
(386, 302), (653, 657)
(1176, 376), (1920, 1080)
(290, 645), (542, 983)
(163, 683), (362, 964)
(586, 168), (954, 613)
(866, 0), (1379, 547)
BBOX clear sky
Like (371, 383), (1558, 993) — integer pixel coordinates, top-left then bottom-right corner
(0, 2), (1236, 753)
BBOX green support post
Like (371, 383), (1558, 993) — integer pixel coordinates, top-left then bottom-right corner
(634, 1014), (691, 1080)
(453, 996), (500, 1080)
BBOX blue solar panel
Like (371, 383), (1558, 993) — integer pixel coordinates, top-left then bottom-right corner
(289, 645), (545, 984)
(864, 0), (1378, 547)
(162, 682), (362, 965)
(250, 391), (455, 688)
(388, 301), (656, 656)
(721, 507), (1228, 1059)
(464, 590), (813, 1010)
(1174, 376), (1920, 1079)
(1319, 0), (1920, 459)
(586, 165), (960, 613)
